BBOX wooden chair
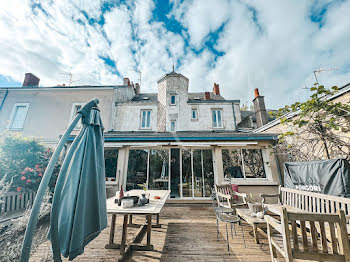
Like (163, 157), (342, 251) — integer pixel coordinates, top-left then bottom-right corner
(214, 184), (247, 214)
(265, 207), (350, 262)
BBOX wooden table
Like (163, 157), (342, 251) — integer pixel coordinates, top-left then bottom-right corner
(105, 190), (171, 261)
(236, 209), (267, 244)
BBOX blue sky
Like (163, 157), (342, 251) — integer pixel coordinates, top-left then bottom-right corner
(0, 0), (350, 108)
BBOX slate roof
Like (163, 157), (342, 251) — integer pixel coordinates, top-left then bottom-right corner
(103, 130), (278, 142)
(131, 93), (158, 102)
(130, 92), (238, 104)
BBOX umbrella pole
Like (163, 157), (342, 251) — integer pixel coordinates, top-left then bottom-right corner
(20, 113), (82, 262)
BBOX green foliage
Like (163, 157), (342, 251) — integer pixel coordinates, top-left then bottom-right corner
(271, 84), (350, 160)
(0, 132), (57, 192)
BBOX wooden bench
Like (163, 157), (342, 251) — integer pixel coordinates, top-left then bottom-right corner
(214, 184), (247, 213)
(265, 207), (350, 261)
(261, 186), (350, 220)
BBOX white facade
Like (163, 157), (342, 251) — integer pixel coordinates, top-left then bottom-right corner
(112, 71), (241, 132)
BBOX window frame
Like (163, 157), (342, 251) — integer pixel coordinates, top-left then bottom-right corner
(212, 109), (223, 128)
(69, 103), (84, 130)
(170, 120), (176, 132)
(221, 147), (270, 181)
(140, 109), (152, 129)
(7, 103), (30, 130)
(170, 95), (176, 105)
(191, 108), (198, 121)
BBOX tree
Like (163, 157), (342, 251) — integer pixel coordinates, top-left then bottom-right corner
(271, 84), (350, 161)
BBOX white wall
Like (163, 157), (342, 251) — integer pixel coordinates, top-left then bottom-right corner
(114, 102), (158, 131)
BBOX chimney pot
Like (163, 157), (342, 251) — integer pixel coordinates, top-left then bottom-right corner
(253, 89), (268, 128)
(254, 88), (260, 97)
(205, 92), (210, 100)
(213, 83), (220, 95)
(135, 83), (140, 94)
(123, 77), (131, 86)
(23, 73), (40, 87)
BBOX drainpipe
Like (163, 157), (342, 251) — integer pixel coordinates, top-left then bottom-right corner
(0, 89), (8, 110)
(273, 146), (283, 186)
(231, 102), (237, 130)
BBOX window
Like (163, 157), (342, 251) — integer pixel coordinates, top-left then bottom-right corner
(8, 103), (30, 130)
(222, 149), (266, 179)
(191, 109), (198, 120)
(170, 121), (176, 131)
(212, 109), (222, 128)
(69, 103), (83, 130)
(104, 149), (119, 182)
(141, 110), (151, 129)
(170, 95), (176, 105)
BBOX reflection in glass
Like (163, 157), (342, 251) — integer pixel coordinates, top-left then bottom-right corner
(222, 149), (244, 179)
(242, 149), (266, 178)
(193, 150), (203, 197)
(202, 150), (214, 197)
(149, 149), (169, 190)
(127, 149), (148, 190)
(104, 149), (119, 179)
(181, 149), (192, 197)
(170, 149), (180, 198)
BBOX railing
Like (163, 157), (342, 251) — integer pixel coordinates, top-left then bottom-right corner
(280, 187), (350, 217)
(0, 191), (36, 215)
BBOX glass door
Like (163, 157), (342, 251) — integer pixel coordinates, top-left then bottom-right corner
(180, 148), (214, 198)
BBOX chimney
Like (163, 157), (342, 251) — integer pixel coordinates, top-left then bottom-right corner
(204, 92), (210, 100)
(23, 73), (40, 87)
(123, 77), (130, 86)
(135, 83), (140, 94)
(253, 88), (268, 128)
(213, 83), (220, 95)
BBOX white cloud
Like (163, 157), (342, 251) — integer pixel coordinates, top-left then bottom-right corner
(0, 0), (349, 109)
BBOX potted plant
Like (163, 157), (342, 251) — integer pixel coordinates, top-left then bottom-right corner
(247, 193), (263, 214)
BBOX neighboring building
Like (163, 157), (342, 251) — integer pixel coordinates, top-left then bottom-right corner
(0, 71), (281, 199)
(254, 82), (350, 172)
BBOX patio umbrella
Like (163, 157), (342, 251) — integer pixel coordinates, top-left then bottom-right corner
(20, 99), (107, 262)
(49, 105), (107, 261)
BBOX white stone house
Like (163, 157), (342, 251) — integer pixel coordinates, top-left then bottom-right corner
(0, 71), (281, 199)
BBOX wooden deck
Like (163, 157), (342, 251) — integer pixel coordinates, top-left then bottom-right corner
(30, 203), (275, 262)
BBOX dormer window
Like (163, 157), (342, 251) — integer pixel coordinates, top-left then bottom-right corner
(170, 95), (176, 105)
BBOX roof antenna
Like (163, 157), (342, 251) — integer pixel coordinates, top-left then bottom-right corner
(172, 63), (175, 72)
(313, 67), (339, 86)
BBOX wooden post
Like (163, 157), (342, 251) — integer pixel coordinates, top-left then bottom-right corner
(109, 215), (117, 244)
(120, 215), (128, 256)
(146, 214), (152, 247)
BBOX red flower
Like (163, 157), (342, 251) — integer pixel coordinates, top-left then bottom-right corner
(17, 187), (22, 192)
(25, 167), (30, 171)
(36, 168), (42, 172)
(21, 176), (26, 181)
(38, 173), (42, 177)
(20, 171), (26, 175)
(26, 179), (31, 183)
(35, 164), (40, 169)
(29, 168), (34, 172)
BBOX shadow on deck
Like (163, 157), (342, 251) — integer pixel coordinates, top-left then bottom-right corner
(30, 204), (274, 262)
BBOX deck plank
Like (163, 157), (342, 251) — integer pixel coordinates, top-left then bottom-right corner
(30, 204), (276, 262)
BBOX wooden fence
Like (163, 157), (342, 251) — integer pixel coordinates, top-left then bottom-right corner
(0, 191), (36, 215)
